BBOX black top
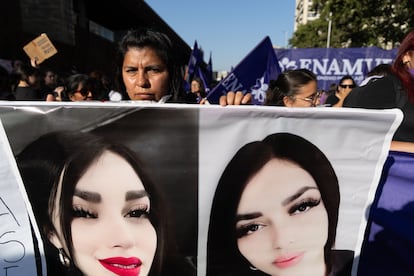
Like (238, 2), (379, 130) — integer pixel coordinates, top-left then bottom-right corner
(325, 94), (340, 106)
(343, 74), (414, 142)
(14, 86), (41, 101)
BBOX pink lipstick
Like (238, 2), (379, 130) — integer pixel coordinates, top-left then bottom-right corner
(272, 252), (304, 269)
(99, 257), (142, 276)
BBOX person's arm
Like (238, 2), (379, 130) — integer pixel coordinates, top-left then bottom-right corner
(331, 92), (349, 107)
(390, 141), (414, 153)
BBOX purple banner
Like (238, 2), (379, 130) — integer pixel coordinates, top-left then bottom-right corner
(275, 47), (397, 90)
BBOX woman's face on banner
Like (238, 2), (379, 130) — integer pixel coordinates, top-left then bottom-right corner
(236, 158), (328, 276)
(50, 151), (157, 276)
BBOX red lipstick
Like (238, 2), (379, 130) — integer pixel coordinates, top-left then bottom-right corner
(99, 257), (142, 276)
(272, 252), (304, 269)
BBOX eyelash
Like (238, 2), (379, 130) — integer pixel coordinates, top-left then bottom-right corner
(71, 205), (150, 219)
(72, 207), (97, 219)
(126, 205), (150, 218)
(235, 198), (321, 238)
(236, 223), (265, 238)
(289, 198), (321, 215)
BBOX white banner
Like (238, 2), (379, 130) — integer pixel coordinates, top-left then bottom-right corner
(0, 102), (402, 276)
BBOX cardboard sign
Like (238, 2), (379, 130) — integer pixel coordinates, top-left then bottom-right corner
(23, 33), (57, 64)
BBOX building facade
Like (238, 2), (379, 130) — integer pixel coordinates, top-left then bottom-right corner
(0, 0), (191, 78)
(294, 0), (319, 31)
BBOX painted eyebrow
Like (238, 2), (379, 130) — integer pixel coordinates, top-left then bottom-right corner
(74, 189), (101, 203)
(125, 190), (149, 201)
(74, 189), (149, 203)
(281, 186), (318, 206)
(235, 212), (262, 223)
(235, 186), (319, 223)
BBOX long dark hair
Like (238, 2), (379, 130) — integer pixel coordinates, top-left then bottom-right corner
(207, 132), (340, 275)
(17, 131), (168, 275)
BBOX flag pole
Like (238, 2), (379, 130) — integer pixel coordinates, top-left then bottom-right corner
(327, 12), (332, 48)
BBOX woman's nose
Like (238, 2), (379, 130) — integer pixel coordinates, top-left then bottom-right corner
(270, 222), (294, 249)
(136, 71), (149, 87)
(108, 221), (134, 248)
(102, 217), (135, 249)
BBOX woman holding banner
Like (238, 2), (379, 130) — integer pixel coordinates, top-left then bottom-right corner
(206, 132), (352, 276)
(344, 29), (414, 146)
(17, 131), (194, 276)
(115, 27), (250, 105)
(344, 29), (414, 274)
(115, 28), (186, 103)
(264, 69), (320, 107)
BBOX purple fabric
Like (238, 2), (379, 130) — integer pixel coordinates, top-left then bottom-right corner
(358, 150), (414, 275)
(187, 40), (201, 78)
(206, 36), (281, 105)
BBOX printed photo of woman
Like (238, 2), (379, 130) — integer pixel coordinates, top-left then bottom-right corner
(16, 130), (195, 276)
(206, 132), (353, 276)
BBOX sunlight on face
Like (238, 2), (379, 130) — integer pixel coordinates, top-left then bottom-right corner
(236, 158), (328, 276)
(285, 80), (318, 107)
(60, 151), (156, 276)
(122, 47), (170, 101)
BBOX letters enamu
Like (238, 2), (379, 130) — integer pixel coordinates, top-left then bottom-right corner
(297, 58), (394, 76)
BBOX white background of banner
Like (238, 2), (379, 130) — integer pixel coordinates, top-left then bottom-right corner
(198, 105), (401, 275)
(0, 103), (402, 276)
(0, 119), (42, 276)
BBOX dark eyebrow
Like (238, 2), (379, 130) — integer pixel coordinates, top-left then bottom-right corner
(125, 190), (149, 201)
(123, 66), (137, 70)
(282, 186), (318, 206)
(235, 212), (262, 223)
(235, 186), (319, 223)
(73, 189), (149, 203)
(74, 189), (101, 203)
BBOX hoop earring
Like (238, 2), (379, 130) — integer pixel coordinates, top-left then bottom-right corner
(58, 248), (71, 267)
(249, 265), (258, 271)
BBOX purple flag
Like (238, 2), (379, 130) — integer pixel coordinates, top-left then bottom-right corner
(187, 41), (200, 79)
(186, 40), (210, 94)
(206, 36), (281, 105)
(207, 51), (213, 85)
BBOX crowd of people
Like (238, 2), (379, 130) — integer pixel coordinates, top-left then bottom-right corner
(3, 27), (412, 114)
(2, 27), (414, 276)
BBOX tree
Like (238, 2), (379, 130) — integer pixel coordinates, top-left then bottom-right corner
(290, 0), (414, 48)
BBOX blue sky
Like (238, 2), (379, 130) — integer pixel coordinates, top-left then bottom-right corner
(145, 0), (295, 72)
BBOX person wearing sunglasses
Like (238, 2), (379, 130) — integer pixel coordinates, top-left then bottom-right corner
(264, 68), (320, 107)
(61, 74), (93, 101)
(325, 75), (356, 107)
